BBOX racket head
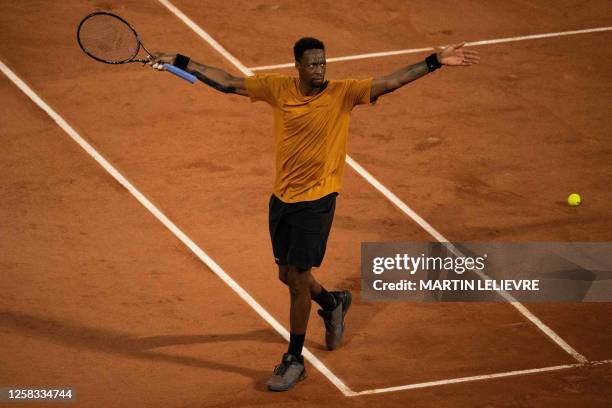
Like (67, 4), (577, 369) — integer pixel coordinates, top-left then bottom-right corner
(77, 12), (147, 64)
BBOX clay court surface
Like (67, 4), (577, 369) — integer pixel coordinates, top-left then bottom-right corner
(1, 1), (611, 406)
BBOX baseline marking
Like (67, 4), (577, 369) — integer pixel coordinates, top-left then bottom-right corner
(157, 0), (589, 384)
(352, 359), (612, 396)
(0, 59), (353, 397)
(249, 26), (612, 71)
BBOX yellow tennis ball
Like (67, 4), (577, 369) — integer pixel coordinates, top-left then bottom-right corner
(567, 193), (581, 206)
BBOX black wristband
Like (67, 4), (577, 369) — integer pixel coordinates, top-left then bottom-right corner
(425, 53), (442, 72)
(173, 54), (191, 71)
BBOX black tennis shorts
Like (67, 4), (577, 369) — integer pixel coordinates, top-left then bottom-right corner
(269, 192), (338, 270)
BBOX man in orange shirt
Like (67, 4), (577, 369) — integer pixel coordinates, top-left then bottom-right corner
(152, 38), (479, 391)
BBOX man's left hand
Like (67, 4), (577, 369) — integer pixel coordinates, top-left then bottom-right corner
(437, 43), (481, 67)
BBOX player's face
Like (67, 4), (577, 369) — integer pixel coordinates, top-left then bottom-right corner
(296, 49), (326, 87)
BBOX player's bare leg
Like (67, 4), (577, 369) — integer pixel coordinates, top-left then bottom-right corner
(287, 266), (313, 334)
(267, 265), (312, 391)
(279, 264), (351, 349)
(278, 264), (323, 298)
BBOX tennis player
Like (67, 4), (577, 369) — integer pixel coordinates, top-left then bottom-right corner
(151, 37), (479, 391)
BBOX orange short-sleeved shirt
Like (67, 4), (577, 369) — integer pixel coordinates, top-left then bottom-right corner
(245, 74), (372, 203)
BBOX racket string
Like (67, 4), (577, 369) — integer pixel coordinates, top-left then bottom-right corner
(78, 14), (139, 63)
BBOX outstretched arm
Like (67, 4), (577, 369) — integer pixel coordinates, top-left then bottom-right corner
(150, 53), (248, 96)
(370, 43), (480, 101)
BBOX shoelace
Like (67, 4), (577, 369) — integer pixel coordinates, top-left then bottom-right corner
(273, 362), (289, 376)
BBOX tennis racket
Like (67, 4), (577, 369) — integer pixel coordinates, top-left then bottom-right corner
(77, 11), (196, 83)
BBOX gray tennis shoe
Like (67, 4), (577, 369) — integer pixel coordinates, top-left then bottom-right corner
(318, 290), (352, 350)
(266, 353), (307, 392)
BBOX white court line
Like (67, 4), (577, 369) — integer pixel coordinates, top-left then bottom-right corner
(0, 59), (353, 397)
(351, 359), (612, 396)
(156, 0), (251, 74)
(249, 26), (612, 71)
(157, 0), (591, 391)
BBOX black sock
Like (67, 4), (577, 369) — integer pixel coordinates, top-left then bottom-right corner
(288, 334), (305, 361)
(312, 287), (337, 311)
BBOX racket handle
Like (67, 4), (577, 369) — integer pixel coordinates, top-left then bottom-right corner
(163, 63), (197, 84)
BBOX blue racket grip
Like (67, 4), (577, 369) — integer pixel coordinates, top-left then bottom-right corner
(163, 63), (197, 84)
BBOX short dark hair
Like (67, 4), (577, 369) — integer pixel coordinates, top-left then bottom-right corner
(293, 37), (325, 62)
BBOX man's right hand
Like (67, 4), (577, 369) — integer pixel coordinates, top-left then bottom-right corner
(148, 52), (176, 70)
